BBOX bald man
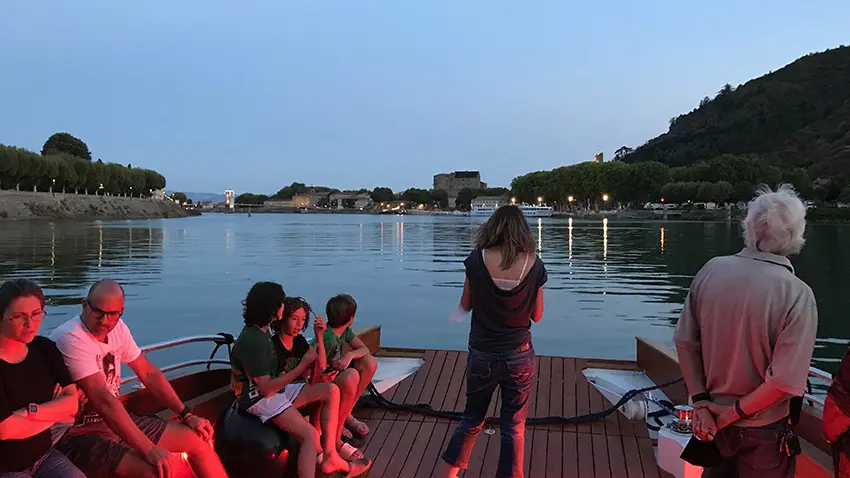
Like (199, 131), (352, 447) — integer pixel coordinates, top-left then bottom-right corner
(49, 280), (227, 478)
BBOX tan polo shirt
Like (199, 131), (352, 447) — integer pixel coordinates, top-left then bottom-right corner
(673, 248), (818, 427)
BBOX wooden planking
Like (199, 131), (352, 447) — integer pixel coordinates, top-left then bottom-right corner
(354, 350), (677, 478)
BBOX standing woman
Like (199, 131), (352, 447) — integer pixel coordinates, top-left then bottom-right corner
(0, 279), (84, 478)
(437, 205), (548, 478)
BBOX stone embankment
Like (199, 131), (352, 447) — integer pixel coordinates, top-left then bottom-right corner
(0, 190), (195, 220)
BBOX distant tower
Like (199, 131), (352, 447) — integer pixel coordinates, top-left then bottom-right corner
(224, 190), (235, 211)
(593, 152), (604, 163)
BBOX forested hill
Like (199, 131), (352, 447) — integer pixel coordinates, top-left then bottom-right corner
(622, 45), (850, 181)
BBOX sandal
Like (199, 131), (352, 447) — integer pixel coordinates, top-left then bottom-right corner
(345, 417), (370, 437)
(339, 442), (365, 461)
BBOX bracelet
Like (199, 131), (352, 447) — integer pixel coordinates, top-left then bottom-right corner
(691, 392), (711, 404)
(734, 400), (752, 419)
(177, 406), (193, 421)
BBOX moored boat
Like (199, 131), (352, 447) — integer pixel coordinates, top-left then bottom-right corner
(470, 203), (553, 217)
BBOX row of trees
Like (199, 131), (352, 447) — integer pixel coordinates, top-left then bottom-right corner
(511, 160), (672, 208)
(510, 154), (837, 208)
(0, 144), (166, 196)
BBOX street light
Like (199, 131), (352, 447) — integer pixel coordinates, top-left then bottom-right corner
(602, 194), (610, 202)
(567, 196), (574, 203)
(537, 196), (543, 204)
(511, 197), (516, 205)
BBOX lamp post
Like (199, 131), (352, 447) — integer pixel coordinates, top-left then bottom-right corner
(130, 186), (133, 198)
(511, 197), (516, 205)
(51, 178), (55, 196)
(537, 196), (543, 205)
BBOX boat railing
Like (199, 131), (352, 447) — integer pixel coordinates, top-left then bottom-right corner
(121, 333), (234, 386)
(805, 366), (833, 407)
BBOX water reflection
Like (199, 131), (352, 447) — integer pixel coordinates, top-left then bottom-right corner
(1, 215), (847, 367)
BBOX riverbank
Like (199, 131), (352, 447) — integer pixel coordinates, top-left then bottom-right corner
(0, 190), (196, 220)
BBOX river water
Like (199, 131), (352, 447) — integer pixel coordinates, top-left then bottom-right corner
(1, 214), (847, 372)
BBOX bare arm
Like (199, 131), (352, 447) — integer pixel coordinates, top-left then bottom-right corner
(531, 287), (545, 322)
(27, 384), (79, 423)
(128, 354), (185, 415)
(254, 360), (313, 398)
(0, 383), (79, 439)
(315, 332), (328, 372)
(346, 337), (372, 362)
(76, 373), (157, 456)
(0, 410), (53, 440)
(460, 278), (472, 312)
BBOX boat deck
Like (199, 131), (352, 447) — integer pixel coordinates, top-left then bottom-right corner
(353, 349), (666, 478)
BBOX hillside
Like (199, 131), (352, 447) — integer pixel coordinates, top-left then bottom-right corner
(623, 45), (850, 180)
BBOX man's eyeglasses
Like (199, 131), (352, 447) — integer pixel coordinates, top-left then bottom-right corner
(84, 301), (124, 322)
(4, 309), (47, 325)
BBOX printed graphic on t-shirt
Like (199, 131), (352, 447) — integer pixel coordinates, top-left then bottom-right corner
(79, 352), (121, 424)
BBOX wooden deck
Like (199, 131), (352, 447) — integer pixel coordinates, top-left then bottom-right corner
(353, 349), (665, 478)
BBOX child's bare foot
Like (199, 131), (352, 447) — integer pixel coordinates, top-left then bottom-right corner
(345, 416), (369, 436)
(319, 452), (350, 475)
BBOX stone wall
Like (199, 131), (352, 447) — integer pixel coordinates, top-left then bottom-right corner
(0, 190), (194, 220)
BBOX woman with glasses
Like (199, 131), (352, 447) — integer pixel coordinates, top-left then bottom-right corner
(0, 279), (84, 478)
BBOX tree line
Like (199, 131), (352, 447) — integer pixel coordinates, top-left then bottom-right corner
(0, 133), (166, 196)
(510, 154), (847, 209)
(236, 184), (459, 209)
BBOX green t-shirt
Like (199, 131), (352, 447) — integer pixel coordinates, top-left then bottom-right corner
(231, 326), (277, 408)
(323, 326), (356, 363)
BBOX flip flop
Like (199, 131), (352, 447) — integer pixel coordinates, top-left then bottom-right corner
(339, 442), (365, 461)
(344, 457), (373, 478)
(345, 417), (369, 436)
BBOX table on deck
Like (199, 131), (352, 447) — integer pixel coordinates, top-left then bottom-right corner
(353, 350), (663, 478)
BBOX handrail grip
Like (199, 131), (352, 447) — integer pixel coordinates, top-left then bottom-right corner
(140, 335), (232, 354)
(122, 359), (232, 385)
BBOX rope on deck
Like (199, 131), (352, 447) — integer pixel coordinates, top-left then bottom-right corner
(360, 377), (682, 426)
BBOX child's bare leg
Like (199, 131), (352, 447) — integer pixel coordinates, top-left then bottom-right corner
(294, 383), (349, 474)
(348, 354), (378, 434)
(271, 407), (320, 478)
(333, 368), (361, 448)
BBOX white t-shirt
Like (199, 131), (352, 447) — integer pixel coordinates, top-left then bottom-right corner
(50, 316), (142, 423)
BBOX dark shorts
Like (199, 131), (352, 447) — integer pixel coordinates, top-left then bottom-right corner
(56, 415), (168, 478)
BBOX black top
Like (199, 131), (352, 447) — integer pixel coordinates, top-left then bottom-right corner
(465, 248), (548, 353)
(0, 336), (74, 472)
(272, 334), (311, 380)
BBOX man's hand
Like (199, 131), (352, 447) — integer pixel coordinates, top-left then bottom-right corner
(144, 446), (182, 478)
(692, 406), (717, 441)
(183, 415), (213, 442)
(313, 316), (327, 336)
(705, 402), (740, 431)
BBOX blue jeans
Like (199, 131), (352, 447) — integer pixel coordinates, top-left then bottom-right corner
(442, 344), (536, 478)
(702, 419), (794, 478)
(0, 448), (86, 478)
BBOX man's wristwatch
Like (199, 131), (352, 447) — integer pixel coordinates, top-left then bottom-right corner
(27, 403), (38, 418)
(177, 406), (193, 422)
(691, 392), (711, 404)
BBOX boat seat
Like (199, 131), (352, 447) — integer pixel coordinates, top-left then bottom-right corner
(213, 400), (294, 477)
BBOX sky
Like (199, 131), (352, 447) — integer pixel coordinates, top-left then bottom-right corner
(1, 1), (849, 195)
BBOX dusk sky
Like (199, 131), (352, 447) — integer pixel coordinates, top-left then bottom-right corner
(2, 1), (848, 195)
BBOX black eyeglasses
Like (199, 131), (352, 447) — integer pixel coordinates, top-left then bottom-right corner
(4, 309), (47, 325)
(84, 301), (124, 322)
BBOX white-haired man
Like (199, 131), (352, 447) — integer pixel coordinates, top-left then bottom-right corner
(674, 184), (818, 478)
